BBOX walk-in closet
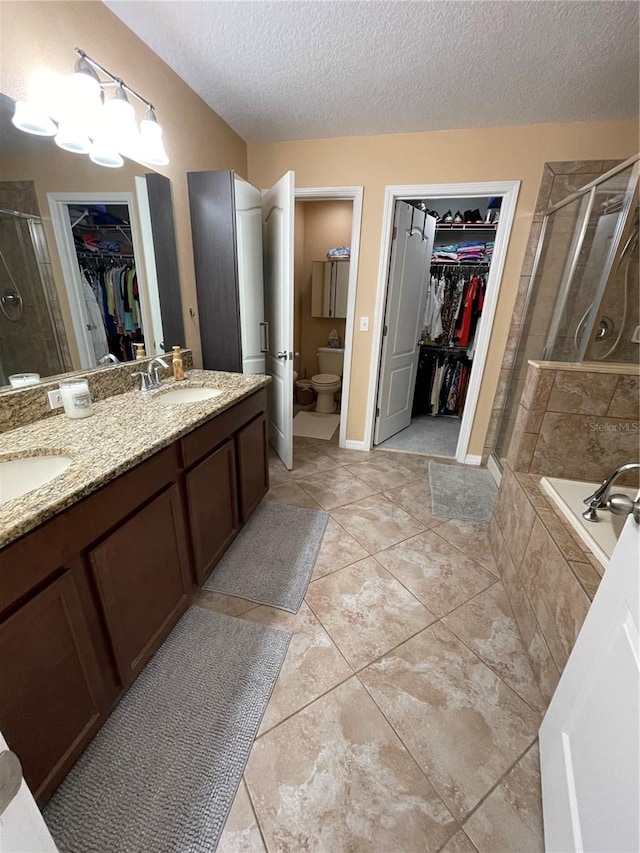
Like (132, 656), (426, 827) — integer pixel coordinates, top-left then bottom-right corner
(375, 195), (500, 458)
(68, 203), (145, 364)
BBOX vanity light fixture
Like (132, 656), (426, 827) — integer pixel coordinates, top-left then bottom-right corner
(12, 48), (169, 168)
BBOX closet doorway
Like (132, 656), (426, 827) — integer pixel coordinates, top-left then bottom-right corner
(49, 191), (158, 369)
(369, 181), (519, 464)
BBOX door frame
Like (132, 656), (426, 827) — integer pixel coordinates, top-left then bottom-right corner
(366, 181), (520, 464)
(294, 186), (363, 450)
(48, 191), (155, 369)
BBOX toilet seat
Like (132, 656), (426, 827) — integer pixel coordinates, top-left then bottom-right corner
(311, 373), (340, 385)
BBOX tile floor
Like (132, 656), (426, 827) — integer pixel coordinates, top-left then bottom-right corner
(195, 434), (546, 853)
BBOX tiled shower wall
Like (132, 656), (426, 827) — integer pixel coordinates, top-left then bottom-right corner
(483, 159), (624, 462)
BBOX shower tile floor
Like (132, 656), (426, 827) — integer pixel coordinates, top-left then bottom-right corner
(377, 414), (461, 458)
(196, 434), (545, 853)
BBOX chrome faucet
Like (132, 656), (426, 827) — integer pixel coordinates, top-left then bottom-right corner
(132, 356), (170, 392)
(98, 353), (119, 365)
(582, 462), (640, 521)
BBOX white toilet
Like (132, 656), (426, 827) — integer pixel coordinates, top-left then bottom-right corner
(311, 347), (344, 413)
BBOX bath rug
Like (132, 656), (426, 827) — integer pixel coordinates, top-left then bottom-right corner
(429, 461), (497, 523)
(293, 411), (340, 440)
(204, 500), (329, 612)
(377, 415), (459, 457)
(44, 606), (290, 853)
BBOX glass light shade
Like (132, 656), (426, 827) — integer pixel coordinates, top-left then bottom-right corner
(11, 100), (57, 136)
(54, 118), (92, 154)
(58, 69), (102, 126)
(139, 111), (169, 165)
(89, 139), (124, 168)
(28, 70), (65, 121)
(102, 87), (139, 156)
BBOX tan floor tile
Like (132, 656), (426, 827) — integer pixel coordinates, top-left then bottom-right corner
(360, 622), (540, 821)
(345, 454), (423, 490)
(375, 449), (434, 477)
(312, 517), (369, 580)
(194, 589), (257, 618)
(295, 466), (377, 511)
(442, 584), (546, 713)
(217, 780), (266, 853)
(313, 441), (374, 465)
(440, 830), (478, 853)
(375, 529), (497, 617)
(243, 602), (352, 734)
(268, 451), (291, 485)
(245, 678), (457, 853)
(290, 443), (341, 480)
(383, 478), (444, 528)
(265, 480), (321, 510)
(463, 744), (544, 853)
(434, 519), (499, 575)
(305, 557), (435, 669)
(330, 495), (425, 552)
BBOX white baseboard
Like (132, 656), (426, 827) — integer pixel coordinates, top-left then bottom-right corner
(464, 454), (482, 466)
(487, 453), (503, 486)
(343, 439), (369, 451)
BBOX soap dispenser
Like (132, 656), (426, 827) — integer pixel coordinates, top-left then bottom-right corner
(172, 346), (185, 381)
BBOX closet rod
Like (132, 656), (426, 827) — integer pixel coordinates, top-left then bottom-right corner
(77, 252), (135, 261)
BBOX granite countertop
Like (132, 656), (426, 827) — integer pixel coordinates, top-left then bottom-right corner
(0, 370), (271, 549)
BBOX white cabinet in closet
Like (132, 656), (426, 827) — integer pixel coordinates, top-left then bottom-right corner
(311, 260), (349, 319)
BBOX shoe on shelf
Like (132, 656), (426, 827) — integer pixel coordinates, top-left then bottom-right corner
(492, 210), (500, 224)
(429, 210), (441, 221)
(470, 208), (482, 222)
(442, 210), (453, 223)
(453, 210), (464, 223)
(463, 209), (473, 223)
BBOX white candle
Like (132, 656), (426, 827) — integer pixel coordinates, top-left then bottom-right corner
(8, 373), (40, 388)
(59, 378), (94, 419)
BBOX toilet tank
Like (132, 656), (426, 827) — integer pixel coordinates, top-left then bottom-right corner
(317, 347), (345, 376)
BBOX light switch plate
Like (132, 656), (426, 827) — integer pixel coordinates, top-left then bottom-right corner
(47, 389), (63, 410)
(359, 316), (369, 332)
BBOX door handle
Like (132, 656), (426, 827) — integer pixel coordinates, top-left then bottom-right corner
(0, 750), (22, 818)
(276, 351), (288, 360)
(259, 321), (269, 354)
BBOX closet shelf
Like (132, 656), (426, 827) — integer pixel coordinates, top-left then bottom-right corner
(435, 223), (497, 231)
(430, 261), (491, 267)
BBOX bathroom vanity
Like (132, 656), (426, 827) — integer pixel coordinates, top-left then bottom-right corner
(0, 372), (269, 804)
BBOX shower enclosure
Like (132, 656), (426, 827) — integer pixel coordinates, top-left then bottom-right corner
(0, 209), (70, 385)
(494, 156), (640, 465)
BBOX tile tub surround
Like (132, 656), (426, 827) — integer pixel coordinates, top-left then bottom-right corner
(507, 360), (640, 482)
(203, 437), (546, 852)
(0, 350), (194, 434)
(0, 369), (270, 548)
(489, 461), (605, 705)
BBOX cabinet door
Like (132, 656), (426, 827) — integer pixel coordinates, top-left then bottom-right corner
(237, 413), (269, 523)
(335, 260), (350, 318)
(0, 571), (104, 802)
(90, 485), (190, 685)
(186, 439), (240, 583)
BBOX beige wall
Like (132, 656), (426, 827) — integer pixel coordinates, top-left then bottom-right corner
(295, 200), (351, 380)
(248, 118), (639, 453)
(0, 1), (248, 368)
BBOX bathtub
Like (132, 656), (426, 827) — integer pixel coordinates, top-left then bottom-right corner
(540, 476), (638, 570)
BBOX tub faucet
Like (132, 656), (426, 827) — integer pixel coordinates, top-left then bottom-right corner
(582, 462), (640, 521)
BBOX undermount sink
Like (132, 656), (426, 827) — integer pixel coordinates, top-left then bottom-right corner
(0, 455), (73, 506)
(155, 386), (223, 405)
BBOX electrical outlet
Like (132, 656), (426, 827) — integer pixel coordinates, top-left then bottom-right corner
(631, 325), (640, 344)
(359, 316), (369, 332)
(47, 389), (63, 410)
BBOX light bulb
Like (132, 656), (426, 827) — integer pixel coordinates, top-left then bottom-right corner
(139, 108), (169, 166)
(11, 100), (57, 136)
(102, 85), (139, 156)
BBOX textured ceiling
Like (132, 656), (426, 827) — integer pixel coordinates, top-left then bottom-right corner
(104, 0), (639, 143)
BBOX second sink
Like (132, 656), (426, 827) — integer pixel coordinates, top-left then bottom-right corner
(0, 455), (73, 506)
(155, 386), (223, 405)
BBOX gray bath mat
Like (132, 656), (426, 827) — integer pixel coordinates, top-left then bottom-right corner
(44, 606), (290, 853)
(204, 500), (329, 612)
(429, 461), (497, 523)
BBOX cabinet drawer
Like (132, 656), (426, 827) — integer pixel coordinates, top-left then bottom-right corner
(0, 571), (104, 803)
(236, 412), (269, 523)
(186, 439), (240, 583)
(89, 485), (190, 686)
(180, 388), (267, 469)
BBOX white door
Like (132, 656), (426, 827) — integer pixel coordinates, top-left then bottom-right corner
(0, 733), (57, 851)
(374, 202), (435, 444)
(262, 172), (295, 470)
(235, 178), (266, 374)
(539, 509), (640, 853)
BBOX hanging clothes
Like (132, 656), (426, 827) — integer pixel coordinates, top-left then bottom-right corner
(80, 270), (109, 363)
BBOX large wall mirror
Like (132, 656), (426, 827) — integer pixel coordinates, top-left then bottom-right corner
(0, 92), (184, 390)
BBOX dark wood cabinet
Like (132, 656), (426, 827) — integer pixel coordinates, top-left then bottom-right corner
(237, 413), (269, 523)
(186, 439), (240, 583)
(0, 571), (104, 802)
(0, 387), (269, 805)
(90, 486), (191, 685)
